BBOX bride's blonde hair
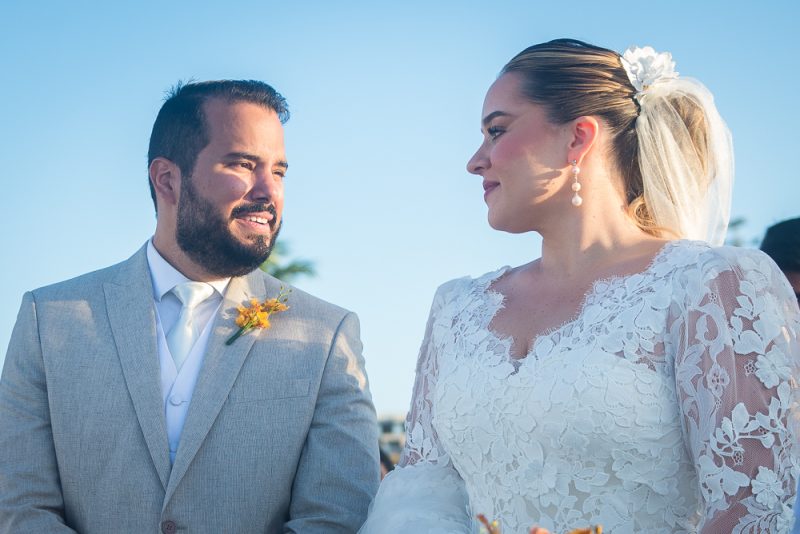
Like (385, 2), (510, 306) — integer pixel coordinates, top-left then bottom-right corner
(501, 39), (714, 239)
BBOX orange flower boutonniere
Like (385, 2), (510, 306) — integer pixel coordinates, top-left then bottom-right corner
(225, 287), (290, 345)
(476, 514), (602, 534)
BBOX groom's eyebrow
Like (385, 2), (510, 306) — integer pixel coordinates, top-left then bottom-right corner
(224, 152), (289, 170)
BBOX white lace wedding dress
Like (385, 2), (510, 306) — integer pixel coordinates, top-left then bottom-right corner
(361, 241), (800, 533)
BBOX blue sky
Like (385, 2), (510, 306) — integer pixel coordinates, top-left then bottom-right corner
(1, 1), (798, 415)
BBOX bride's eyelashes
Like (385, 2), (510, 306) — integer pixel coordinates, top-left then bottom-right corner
(487, 126), (505, 141)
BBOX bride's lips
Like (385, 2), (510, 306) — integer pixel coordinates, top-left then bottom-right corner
(483, 180), (499, 201)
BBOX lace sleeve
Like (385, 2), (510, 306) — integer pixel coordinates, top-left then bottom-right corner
(360, 280), (472, 533)
(398, 280), (456, 468)
(673, 248), (800, 533)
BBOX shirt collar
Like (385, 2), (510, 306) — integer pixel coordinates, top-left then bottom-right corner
(146, 239), (230, 301)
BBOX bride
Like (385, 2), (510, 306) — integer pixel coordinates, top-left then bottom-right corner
(361, 39), (799, 533)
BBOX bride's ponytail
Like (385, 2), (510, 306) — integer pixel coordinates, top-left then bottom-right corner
(623, 46), (734, 245)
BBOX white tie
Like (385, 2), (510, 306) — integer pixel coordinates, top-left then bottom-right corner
(166, 281), (215, 371)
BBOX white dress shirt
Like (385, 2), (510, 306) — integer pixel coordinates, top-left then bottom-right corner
(146, 240), (229, 463)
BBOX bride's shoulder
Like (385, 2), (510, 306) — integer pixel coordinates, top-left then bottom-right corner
(436, 266), (510, 295)
(666, 240), (778, 274)
(431, 266), (511, 309)
(664, 240), (788, 297)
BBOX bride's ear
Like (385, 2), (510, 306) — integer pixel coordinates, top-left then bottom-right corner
(566, 115), (599, 165)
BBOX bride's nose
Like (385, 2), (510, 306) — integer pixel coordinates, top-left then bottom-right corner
(467, 145), (489, 175)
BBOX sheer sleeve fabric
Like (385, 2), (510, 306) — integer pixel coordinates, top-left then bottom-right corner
(360, 280), (472, 533)
(672, 248), (799, 533)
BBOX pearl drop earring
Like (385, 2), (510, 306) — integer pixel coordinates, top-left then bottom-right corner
(570, 160), (583, 207)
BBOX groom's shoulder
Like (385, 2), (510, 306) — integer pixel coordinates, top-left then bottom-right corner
(29, 253), (139, 303)
(252, 269), (353, 323)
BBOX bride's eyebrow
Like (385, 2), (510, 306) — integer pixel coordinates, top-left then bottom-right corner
(482, 111), (512, 128)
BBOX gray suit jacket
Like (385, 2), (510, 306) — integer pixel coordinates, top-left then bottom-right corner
(0, 245), (380, 533)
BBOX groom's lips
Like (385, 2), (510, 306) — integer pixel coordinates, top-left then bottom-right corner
(232, 209), (275, 235)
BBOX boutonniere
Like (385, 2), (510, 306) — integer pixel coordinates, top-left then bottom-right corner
(476, 514), (602, 534)
(225, 287), (290, 345)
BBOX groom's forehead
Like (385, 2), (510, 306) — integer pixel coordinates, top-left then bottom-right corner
(202, 99), (284, 141)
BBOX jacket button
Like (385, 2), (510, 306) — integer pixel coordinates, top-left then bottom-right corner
(161, 520), (177, 534)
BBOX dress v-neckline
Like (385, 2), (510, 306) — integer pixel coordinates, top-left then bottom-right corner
(481, 240), (680, 363)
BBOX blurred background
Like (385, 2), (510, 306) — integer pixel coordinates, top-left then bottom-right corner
(1, 0), (798, 420)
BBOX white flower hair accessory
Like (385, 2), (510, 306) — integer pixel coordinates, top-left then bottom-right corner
(620, 45), (679, 96)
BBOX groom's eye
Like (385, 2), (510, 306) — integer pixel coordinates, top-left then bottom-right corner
(229, 161), (255, 171)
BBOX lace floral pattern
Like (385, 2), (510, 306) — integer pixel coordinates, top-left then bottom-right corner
(363, 241), (800, 534)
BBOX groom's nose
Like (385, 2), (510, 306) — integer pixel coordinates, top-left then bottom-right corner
(248, 167), (283, 203)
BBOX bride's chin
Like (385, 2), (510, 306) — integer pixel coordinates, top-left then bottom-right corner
(487, 209), (509, 232)
(487, 215), (534, 234)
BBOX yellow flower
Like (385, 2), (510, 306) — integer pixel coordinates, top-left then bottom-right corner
(226, 287), (290, 345)
(476, 515), (602, 534)
(477, 514), (501, 534)
(255, 311), (270, 329)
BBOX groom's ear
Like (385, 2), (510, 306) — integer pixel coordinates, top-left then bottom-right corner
(149, 157), (181, 210)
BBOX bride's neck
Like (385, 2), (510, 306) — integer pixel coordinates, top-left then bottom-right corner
(536, 203), (664, 279)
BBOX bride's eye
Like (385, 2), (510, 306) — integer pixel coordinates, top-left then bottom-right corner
(487, 126), (505, 140)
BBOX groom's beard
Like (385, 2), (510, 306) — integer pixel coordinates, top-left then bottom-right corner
(176, 177), (281, 278)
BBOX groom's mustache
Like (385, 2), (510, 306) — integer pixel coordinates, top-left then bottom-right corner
(231, 203), (277, 225)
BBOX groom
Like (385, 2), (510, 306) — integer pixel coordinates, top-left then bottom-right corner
(0, 80), (380, 533)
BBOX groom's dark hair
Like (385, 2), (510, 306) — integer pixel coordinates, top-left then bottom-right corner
(147, 79), (290, 211)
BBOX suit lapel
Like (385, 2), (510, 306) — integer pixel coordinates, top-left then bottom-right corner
(104, 245), (171, 490)
(165, 269), (267, 503)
